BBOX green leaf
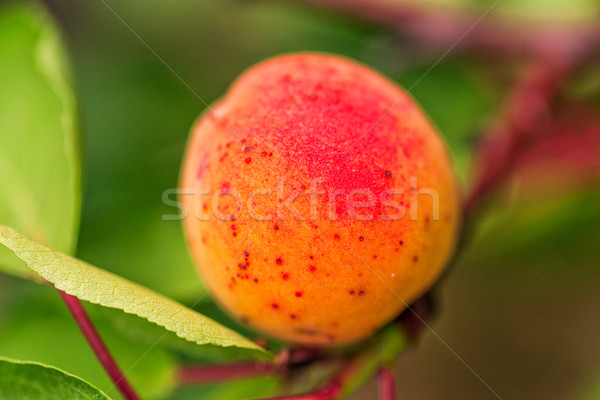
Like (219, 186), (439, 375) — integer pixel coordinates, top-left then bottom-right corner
(0, 224), (268, 357)
(94, 307), (273, 363)
(0, 3), (80, 278)
(0, 357), (111, 400)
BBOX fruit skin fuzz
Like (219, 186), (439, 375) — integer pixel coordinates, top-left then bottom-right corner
(180, 53), (461, 346)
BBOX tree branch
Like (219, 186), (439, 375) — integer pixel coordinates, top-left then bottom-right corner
(175, 347), (323, 384)
(464, 49), (590, 216)
(261, 378), (342, 400)
(378, 367), (396, 400)
(296, 0), (599, 56)
(57, 290), (140, 400)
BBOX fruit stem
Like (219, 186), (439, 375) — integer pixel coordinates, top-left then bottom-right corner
(175, 347), (322, 384)
(57, 290), (141, 400)
(378, 367), (396, 400)
(258, 325), (407, 400)
(259, 378), (342, 400)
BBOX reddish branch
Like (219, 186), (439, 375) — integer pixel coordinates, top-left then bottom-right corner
(296, 0), (599, 55)
(176, 347), (322, 384)
(57, 290), (140, 400)
(378, 367), (396, 400)
(514, 104), (600, 185)
(262, 378), (342, 400)
(464, 46), (596, 216)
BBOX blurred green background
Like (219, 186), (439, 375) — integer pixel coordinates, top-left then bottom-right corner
(0, 0), (599, 399)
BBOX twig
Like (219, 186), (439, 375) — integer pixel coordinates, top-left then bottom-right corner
(57, 290), (140, 400)
(464, 50), (587, 216)
(175, 347), (322, 384)
(258, 325), (407, 400)
(261, 378), (342, 400)
(296, 0), (599, 55)
(378, 367), (396, 400)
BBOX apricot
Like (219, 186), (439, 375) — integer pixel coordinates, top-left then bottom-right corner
(180, 53), (461, 346)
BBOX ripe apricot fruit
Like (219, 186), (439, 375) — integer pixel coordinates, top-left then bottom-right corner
(181, 53), (461, 346)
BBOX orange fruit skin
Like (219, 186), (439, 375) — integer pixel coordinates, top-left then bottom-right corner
(180, 53), (461, 346)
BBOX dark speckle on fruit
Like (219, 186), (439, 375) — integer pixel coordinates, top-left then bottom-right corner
(297, 327), (320, 335)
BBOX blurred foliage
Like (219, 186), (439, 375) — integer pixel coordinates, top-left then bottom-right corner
(0, 3), (80, 277)
(581, 373), (600, 400)
(419, 0), (600, 23)
(463, 187), (600, 282)
(0, 0), (599, 399)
